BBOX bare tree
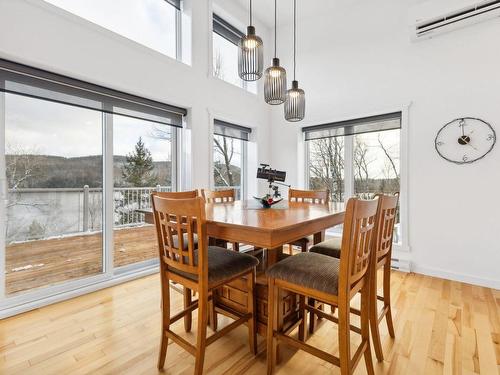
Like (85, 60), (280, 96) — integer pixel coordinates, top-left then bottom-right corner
(213, 49), (224, 80)
(308, 138), (344, 202)
(213, 136), (235, 187)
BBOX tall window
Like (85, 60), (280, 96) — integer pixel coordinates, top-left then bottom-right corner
(212, 14), (257, 94)
(113, 116), (176, 269)
(305, 112), (402, 243)
(0, 59), (185, 301)
(212, 120), (251, 200)
(44, 0), (181, 59)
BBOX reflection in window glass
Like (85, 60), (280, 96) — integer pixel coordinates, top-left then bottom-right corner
(45, 0), (178, 58)
(5, 93), (103, 295)
(113, 115), (175, 268)
(213, 32), (257, 94)
(213, 135), (244, 199)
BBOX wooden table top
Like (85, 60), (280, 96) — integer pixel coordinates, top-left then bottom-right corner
(205, 200), (344, 231)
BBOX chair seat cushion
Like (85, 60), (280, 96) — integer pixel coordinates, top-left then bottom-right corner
(172, 233), (198, 250)
(266, 252), (340, 295)
(172, 246), (259, 285)
(309, 237), (342, 259)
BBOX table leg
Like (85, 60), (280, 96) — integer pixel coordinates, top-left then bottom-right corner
(267, 245), (284, 266)
(313, 230), (325, 245)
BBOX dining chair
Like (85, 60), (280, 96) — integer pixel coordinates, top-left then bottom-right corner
(152, 190), (199, 333)
(287, 188), (329, 254)
(200, 188), (239, 251)
(309, 193), (399, 361)
(266, 197), (378, 375)
(152, 195), (259, 374)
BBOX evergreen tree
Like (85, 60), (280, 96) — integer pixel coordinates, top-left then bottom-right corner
(121, 137), (157, 187)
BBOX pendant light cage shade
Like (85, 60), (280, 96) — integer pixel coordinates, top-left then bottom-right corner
(264, 58), (287, 105)
(238, 26), (264, 81)
(285, 81), (305, 122)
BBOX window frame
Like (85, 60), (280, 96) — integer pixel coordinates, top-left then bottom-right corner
(0, 63), (183, 316)
(211, 13), (256, 94)
(43, 0), (183, 61)
(304, 107), (410, 254)
(210, 118), (250, 201)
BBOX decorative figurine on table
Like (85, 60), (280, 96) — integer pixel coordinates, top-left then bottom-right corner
(253, 164), (290, 208)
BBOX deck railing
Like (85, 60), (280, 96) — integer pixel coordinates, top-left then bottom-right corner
(6, 186), (172, 243)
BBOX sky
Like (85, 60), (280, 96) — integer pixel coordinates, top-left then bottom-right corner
(5, 94), (172, 162)
(44, 0), (177, 58)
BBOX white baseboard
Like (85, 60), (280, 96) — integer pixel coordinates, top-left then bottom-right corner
(412, 264), (500, 290)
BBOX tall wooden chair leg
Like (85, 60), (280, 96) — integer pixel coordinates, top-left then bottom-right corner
(338, 299), (351, 375)
(194, 289), (209, 375)
(183, 286), (192, 332)
(308, 298), (316, 334)
(247, 271), (257, 354)
(157, 276), (170, 370)
(266, 278), (277, 375)
(300, 241), (307, 252)
(209, 298), (218, 331)
(361, 287), (375, 375)
(370, 268), (384, 362)
(384, 263), (395, 338)
(298, 295), (306, 341)
(233, 242), (240, 252)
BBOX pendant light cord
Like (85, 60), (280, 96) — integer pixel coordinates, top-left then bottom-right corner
(249, 0), (253, 26)
(274, 0), (277, 58)
(293, 0), (297, 80)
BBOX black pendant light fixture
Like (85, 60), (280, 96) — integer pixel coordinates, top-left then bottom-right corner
(238, 0), (264, 81)
(284, 0), (305, 122)
(264, 0), (287, 105)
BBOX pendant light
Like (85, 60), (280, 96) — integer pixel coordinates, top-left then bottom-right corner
(284, 0), (305, 122)
(238, 0), (264, 81)
(264, 0), (287, 105)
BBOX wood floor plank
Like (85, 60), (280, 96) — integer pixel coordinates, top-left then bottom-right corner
(0, 271), (499, 374)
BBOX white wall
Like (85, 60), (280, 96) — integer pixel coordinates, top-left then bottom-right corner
(0, 0), (272, 197)
(271, 0), (500, 288)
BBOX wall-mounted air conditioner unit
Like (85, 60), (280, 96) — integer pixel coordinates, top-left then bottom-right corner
(410, 0), (500, 41)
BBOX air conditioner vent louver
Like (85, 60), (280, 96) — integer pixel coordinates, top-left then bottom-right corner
(411, 0), (500, 40)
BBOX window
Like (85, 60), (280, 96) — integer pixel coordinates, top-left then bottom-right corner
(305, 112), (402, 244)
(0, 59), (185, 303)
(4, 94), (104, 295)
(212, 14), (257, 94)
(212, 120), (251, 199)
(113, 116), (176, 269)
(44, 0), (181, 59)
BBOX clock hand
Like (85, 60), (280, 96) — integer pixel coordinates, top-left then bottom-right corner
(466, 142), (478, 151)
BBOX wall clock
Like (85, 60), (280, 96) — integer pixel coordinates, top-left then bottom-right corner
(434, 117), (496, 164)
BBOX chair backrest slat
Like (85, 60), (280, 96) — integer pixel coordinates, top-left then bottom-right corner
(288, 188), (329, 204)
(152, 195), (206, 278)
(201, 188), (235, 203)
(373, 193), (399, 262)
(339, 198), (378, 289)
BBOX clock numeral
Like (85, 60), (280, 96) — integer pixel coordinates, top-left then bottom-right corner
(486, 134), (494, 141)
(462, 155), (469, 162)
(436, 141), (445, 146)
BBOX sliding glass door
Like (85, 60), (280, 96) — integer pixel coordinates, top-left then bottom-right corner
(113, 115), (176, 269)
(0, 59), (185, 311)
(4, 93), (104, 296)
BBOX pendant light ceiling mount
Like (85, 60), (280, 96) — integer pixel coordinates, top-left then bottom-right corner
(264, 0), (287, 105)
(285, 0), (305, 122)
(238, 0), (264, 82)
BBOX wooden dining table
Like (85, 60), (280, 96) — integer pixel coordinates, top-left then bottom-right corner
(141, 199), (345, 335)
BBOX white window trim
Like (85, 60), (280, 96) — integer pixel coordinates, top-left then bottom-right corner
(304, 104), (411, 254)
(34, 0), (185, 65)
(208, 111), (249, 200)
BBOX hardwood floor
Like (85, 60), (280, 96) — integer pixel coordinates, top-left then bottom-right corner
(0, 270), (499, 374)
